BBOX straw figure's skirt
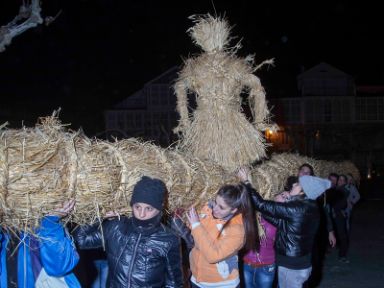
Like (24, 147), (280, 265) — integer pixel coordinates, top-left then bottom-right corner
(178, 108), (267, 171)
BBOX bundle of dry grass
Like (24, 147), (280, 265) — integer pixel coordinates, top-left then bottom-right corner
(0, 116), (236, 231)
(173, 14), (274, 171)
(250, 153), (360, 199)
(0, 114), (359, 232)
(112, 139), (236, 213)
(0, 116), (74, 230)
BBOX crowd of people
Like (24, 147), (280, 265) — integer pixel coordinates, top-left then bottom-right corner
(0, 164), (360, 288)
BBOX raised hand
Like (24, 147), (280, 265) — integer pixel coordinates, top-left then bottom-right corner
(186, 206), (200, 226)
(237, 166), (251, 183)
(50, 199), (75, 218)
(104, 211), (120, 219)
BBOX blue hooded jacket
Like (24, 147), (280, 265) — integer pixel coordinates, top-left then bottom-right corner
(0, 216), (81, 288)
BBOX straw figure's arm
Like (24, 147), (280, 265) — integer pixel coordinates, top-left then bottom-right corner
(243, 74), (269, 128)
(173, 78), (191, 135)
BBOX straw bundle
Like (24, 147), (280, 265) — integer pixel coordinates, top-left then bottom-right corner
(250, 153), (360, 199)
(112, 138), (236, 213)
(70, 138), (123, 225)
(0, 116), (74, 230)
(174, 14), (273, 171)
(0, 116), (236, 231)
(0, 115), (359, 231)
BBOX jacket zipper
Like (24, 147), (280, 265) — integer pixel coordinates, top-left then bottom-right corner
(127, 233), (142, 288)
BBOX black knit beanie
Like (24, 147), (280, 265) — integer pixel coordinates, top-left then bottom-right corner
(130, 176), (166, 210)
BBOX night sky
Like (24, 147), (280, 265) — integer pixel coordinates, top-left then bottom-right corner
(0, 0), (383, 136)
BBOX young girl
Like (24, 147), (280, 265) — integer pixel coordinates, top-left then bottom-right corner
(186, 183), (257, 288)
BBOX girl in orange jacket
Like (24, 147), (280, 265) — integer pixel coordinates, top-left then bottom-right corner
(186, 183), (258, 288)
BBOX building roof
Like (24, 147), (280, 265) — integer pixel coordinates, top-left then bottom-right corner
(113, 89), (146, 109)
(111, 66), (179, 109)
(146, 65), (179, 85)
(297, 62), (352, 80)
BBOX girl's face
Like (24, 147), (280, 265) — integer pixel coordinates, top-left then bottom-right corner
(290, 182), (304, 196)
(298, 166), (312, 177)
(132, 202), (160, 220)
(212, 195), (237, 219)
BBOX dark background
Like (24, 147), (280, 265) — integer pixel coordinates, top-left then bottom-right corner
(1, 0), (383, 136)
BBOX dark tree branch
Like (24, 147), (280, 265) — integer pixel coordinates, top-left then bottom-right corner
(0, 0), (43, 52)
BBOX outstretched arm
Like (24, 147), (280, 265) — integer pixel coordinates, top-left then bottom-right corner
(173, 78), (191, 135)
(37, 216), (79, 277)
(237, 167), (302, 220)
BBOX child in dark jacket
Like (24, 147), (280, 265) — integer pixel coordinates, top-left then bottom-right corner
(73, 176), (183, 288)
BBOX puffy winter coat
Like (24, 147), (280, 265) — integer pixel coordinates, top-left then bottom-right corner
(74, 215), (183, 288)
(247, 184), (320, 257)
(0, 216), (80, 288)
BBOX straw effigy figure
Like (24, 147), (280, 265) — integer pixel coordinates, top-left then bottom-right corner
(173, 14), (274, 171)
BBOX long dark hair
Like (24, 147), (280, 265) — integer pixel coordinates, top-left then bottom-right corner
(217, 184), (259, 252)
(338, 174), (347, 187)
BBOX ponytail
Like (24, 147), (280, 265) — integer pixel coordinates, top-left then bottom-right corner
(217, 184), (259, 252)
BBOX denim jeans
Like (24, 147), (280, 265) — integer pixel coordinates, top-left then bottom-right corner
(243, 263), (276, 288)
(91, 260), (109, 288)
(278, 266), (312, 288)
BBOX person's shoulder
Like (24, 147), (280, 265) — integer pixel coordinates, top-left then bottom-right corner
(155, 224), (181, 245)
(286, 197), (317, 212)
(230, 213), (244, 225)
(160, 224), (178, 236)
(103, 215), (131, 231)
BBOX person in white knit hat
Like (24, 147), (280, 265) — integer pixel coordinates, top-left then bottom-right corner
(238, 168), (331, 288)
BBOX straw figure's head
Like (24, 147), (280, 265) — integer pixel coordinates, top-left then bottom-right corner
(188, 14), (231, 53)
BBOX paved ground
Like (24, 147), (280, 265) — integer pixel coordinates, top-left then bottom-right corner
(318, 199), (384, 288)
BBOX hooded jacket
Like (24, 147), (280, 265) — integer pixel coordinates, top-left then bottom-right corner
(0, 216), (80, 288)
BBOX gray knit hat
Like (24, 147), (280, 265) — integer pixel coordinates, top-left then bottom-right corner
(299, 175), (331, 200)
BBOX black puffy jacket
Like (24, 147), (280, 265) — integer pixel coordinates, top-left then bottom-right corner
(247, 184), (320, 257)
(74, 215), (183, 288)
